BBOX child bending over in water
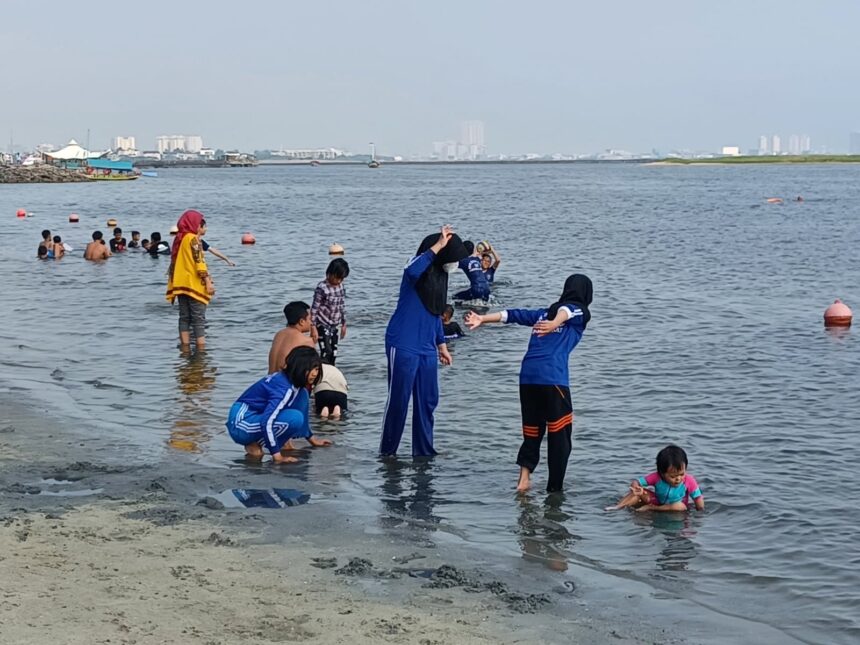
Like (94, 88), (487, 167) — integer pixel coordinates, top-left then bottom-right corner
(466, 274), (592, 493)
(606, 445), (704, 512)
(226, 346), (333, 463)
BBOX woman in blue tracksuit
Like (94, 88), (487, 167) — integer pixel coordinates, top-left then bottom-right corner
(381, 225), (468, 457)
(466, 274), (592, 492)
(226, 346), (332, 463)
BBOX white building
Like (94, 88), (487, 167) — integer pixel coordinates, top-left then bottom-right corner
(113, 136), (136, 151)
(185, 135), (203, 153)
(157, 135), (188, 153)
(788, 134), (801, 155)
(269, 147), (345, 160)
(459, 120), (486, 160)
(758, 135), (769, 155)
(721, 146), (741, 156)
(771, 135), (781, 155)
(35, 143), (56, 154)
(800, 134), (811, 153)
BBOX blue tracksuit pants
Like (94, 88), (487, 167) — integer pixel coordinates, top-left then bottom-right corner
(380, 344), (439, 457)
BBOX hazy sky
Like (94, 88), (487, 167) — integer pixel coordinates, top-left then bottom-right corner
(2, 1), (858, 155)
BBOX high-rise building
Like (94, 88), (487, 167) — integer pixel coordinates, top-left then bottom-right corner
(850, 132), (860, 155)
(800, 135), (811, 153)
(113, 136), (136, 151)
(185, 135), (203, 153)
(459, 120), (486, 160)
(772, 135), (781, 155)
(157, 135), (188, 153)
(758, 135), (769, 155)
(788, 134), (801, 155)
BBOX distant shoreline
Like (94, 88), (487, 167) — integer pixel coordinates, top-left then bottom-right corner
(650, 155), (860, 166)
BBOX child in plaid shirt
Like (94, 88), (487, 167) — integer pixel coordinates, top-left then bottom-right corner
(311, 258), (350, 365)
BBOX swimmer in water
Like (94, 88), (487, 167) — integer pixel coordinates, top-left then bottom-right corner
(480, 242), (501, 285)
(226, 346), (333, 462)
(454, 240), (491, 302)
(84, 231), (112, 261)
(441, 304), (465, 340)
(605, 444), (704, 512)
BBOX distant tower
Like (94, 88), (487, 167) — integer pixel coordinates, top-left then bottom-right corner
(800, 134), (811, 153)
(758, 135), (769, 155)
(772, 135), (781, 155)
(459, 120), (486, 160)
(788, 134), (801, 155)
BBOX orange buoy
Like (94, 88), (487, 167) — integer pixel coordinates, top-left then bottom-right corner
(328, 243), (345, 255)
(766, 197), (783, 204)
(107, 218), (118, 227)
(16, 208), (26, 218)
(241, 232), (256, 245)
(824, 299), (853, 327)
(69, 213), (80, 223)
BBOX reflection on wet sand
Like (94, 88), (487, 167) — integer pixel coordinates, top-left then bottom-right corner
(169, 350), (218, 453)
(517, 494), (579, 572)
(378, 459), (441, 537)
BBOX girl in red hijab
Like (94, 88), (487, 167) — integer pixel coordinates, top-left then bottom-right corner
(166, 210), (215, 349)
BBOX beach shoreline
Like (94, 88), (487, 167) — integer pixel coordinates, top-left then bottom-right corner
(0, 389), (809, 645)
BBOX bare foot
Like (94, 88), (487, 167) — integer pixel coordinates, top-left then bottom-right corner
(604, 505), (620, 512)
(282, 439), (297, 451)
(331, 405), (341, 418)
(273, 453), (300, 464)
(320, 407), (330, 418)
(244, 444), (264, 460)
(516, 467), (531, 492)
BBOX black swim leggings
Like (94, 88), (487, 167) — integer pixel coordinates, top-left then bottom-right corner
(517, 384), (573, 493)
(316, 324), (339, 365)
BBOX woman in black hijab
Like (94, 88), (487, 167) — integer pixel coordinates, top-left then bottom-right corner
(381, 226), (468, 457)
(466, 273), (593, 492)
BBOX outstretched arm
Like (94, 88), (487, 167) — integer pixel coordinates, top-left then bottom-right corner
(465, 310), (503, 329)
(207, 246), (236, 266)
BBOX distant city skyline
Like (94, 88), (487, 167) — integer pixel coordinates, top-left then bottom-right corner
(2, 2), (860, 156)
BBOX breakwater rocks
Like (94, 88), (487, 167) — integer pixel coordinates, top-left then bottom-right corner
(0, 164), (92, 183)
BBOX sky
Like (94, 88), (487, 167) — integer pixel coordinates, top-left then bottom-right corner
(2, 1), (859, 156)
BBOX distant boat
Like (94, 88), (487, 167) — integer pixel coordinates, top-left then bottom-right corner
(310, 160), (321, 167)
(141, 170), (158, 177)
(85, 159), (139, 181)
(368, 142), (380, 168)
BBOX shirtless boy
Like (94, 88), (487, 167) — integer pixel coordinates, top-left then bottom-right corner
(84, 231), (112, 261)
(267, 301), (315, 374)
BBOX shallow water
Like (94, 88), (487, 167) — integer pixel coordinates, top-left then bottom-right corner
(2, 163), (859, 643)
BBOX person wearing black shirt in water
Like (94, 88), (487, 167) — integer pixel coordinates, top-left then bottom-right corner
(109, 227), (127, 253)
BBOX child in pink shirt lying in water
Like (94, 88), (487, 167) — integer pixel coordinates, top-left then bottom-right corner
(606, 444), (705, 512)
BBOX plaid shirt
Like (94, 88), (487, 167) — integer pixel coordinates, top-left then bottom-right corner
(311, 279), (346, 327)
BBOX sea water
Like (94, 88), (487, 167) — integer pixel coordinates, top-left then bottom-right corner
(1, 163), (858, 643)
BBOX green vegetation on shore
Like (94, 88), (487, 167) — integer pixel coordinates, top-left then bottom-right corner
(661, 155), (860, 165)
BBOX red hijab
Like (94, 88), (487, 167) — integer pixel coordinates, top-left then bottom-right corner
(171, 209), (204, 260)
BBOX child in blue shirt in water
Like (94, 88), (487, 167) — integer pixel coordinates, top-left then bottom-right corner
(226, 346), (332, 462)
(466, 274), (592, 492)
(454, 241), (491, 301)
(480, 242), (501, 285)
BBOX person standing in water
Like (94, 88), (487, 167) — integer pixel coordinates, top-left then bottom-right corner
(166, 210), (214, 351)
(380, 225), (468, 457)
(466, 274), (592, 492)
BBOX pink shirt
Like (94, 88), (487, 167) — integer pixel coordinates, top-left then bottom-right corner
(638, 472), (702, 506)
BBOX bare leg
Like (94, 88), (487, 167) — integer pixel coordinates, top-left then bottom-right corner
(195, 336), (206, 350)
(179, 331), (191, 349)
(516, 466), (532, 492)
(282, 439), (297, 451)
(605, 491), (644, 511)
(244, 443), (263, 460)
(320, 406), (330, 418)
(331, 405), (341, 418)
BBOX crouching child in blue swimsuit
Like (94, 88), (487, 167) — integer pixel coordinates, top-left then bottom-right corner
(226, 346), (333, 462)
(466, 274), (592, 492)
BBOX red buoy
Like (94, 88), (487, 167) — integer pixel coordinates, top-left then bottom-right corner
(824, 299), (853, 327)
(69, 213), (80, 223)
(241, 232), (256, 245)
(16, 208), (26, 218)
